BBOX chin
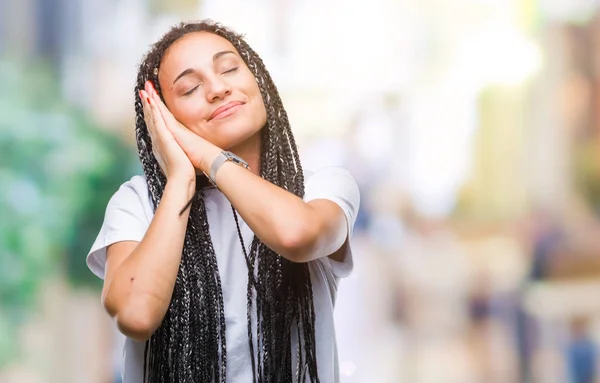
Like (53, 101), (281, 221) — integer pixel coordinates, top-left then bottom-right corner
(218, 127), (263, 150)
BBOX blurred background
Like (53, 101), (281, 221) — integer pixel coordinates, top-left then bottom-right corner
(3, 0), (600, 382)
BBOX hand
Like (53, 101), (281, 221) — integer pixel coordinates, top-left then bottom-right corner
(147, 84), (222, 174)
(140, 81), (196, 182)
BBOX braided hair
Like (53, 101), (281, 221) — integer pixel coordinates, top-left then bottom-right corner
(133, 20), (319, 382)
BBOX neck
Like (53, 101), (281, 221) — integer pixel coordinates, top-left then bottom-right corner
(229, 131), (262, 176)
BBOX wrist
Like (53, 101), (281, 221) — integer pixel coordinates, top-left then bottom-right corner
(199, 145), (224, 174)
(166, 173), (196, 197)
(203, 150), (251, 187)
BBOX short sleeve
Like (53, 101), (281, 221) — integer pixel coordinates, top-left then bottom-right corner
(86, 176), (152, 280)
(303, 167), (360, 278)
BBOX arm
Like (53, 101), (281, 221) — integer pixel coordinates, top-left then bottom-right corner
(102, 176), (195, 341)
(101, 85), (198, 341)
(213, 160), (350, 262)
(147, 85), (351, 262)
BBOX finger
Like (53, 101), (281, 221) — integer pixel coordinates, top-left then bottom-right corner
(148, 89), (188, 143)
(139, 91), (149, 115)
(146, 81), (164, 112)
(145, 90), (173, 141)
(146, 86), (196, 154)
(140, 89), (152, 107)
(147, 89), (186, 137)
(153, 94), (176, 131)
(148, 85), (169, 119)
(145, 80), (154, 95)
(141, 93), (165, 149)
(141, 98), (151, 128)
(141, 90), (160, 127)
(140, 91), (154, 131)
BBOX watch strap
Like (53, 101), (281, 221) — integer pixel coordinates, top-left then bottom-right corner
(207, 151), (250, 186)
(209, 152), (229, 184)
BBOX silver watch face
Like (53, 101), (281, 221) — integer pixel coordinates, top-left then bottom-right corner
(223, 151), (248, 166)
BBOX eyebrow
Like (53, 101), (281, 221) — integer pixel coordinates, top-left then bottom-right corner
(171, 50), (237, 85)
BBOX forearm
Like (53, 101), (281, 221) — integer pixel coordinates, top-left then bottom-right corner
(214, 161), (321, 261)
(104, 176), (195, 335)
(172, 131), (346, 262)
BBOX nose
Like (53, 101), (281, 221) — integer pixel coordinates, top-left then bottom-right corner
(205, 75), (231, 103)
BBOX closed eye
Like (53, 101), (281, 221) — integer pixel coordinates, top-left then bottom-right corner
(222, 67), (238, 75)
(182, 68), (237, 96)
(183, 85), (199, 96)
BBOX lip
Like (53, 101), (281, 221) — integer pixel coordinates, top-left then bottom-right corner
(209, 101), (244, 121)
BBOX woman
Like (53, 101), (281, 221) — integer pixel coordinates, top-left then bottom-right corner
(87, 20), (360, 383)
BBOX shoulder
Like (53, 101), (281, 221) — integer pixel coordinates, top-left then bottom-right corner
(304, 166), (356, 185)
(87, 175), (152, 280)
(104, 175), (153, 224)
(303, 166), (359, 200)
(119, 174), (150, 195)
(109, 175), (151, 206)
(302, 166), (360, 226)
(303, 166), (360, 278)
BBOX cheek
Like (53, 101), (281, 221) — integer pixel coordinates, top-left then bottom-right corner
(171, 103), (209, 132)
(257, 101), (267, 124)
(247, 84), (266, 120)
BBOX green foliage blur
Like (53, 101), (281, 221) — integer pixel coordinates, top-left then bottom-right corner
(0, 58), (139, 366)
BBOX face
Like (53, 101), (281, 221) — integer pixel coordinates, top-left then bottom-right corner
(157, 31), (267, 151)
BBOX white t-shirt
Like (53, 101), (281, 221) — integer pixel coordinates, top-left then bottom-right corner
(87, 166), (360, 383)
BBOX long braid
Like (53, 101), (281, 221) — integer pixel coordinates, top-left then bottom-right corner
(136, 45), (228, 382)
(134, 20), (319, 382)
(246, 35), (319, 383)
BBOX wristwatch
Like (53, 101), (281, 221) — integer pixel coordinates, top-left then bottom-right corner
(206, 151), (249, 186)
